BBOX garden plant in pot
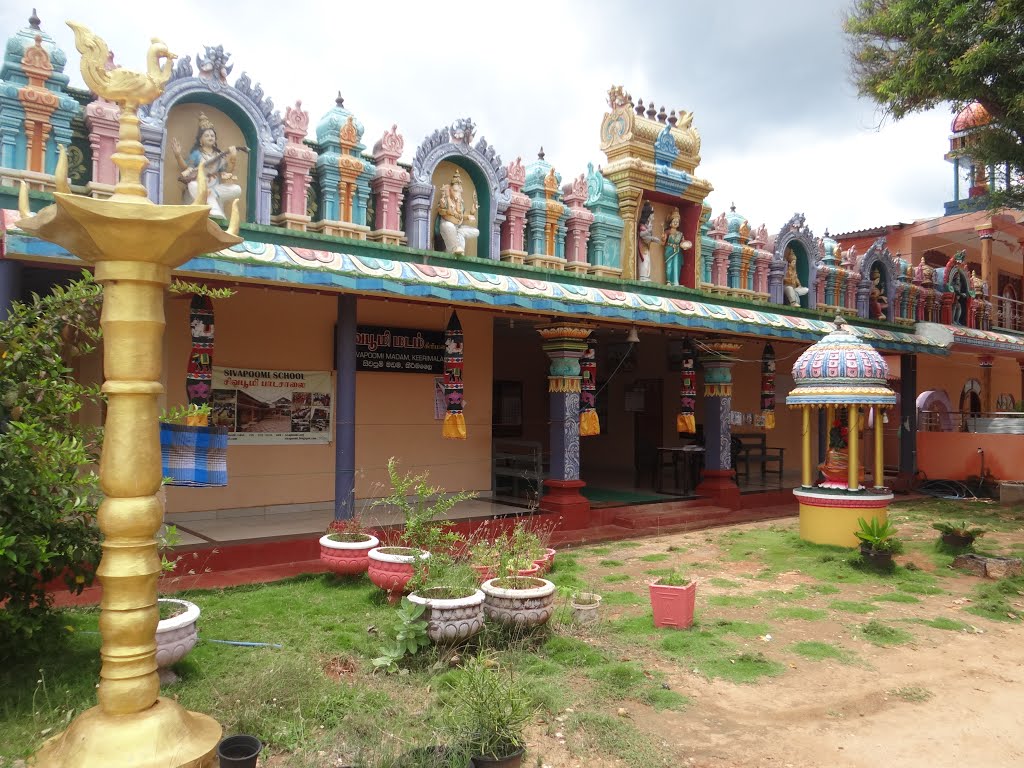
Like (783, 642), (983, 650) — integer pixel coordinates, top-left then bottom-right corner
(320, 514), (379, 576)
(368, 458), (474, 602)
(480, 538), (556, 628)
(407, 556), (486, 645)
(855, 517), (903, 571)
(442, 654), (538, 768)
(649, 568), (696, 629)
(932, 520), (986, 551)
(155, 524), (202, 684)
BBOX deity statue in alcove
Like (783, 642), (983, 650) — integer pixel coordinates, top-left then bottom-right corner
(436, 169), (479, 255)
(661, 208), (693, 287)
(171, 112), (244, 218)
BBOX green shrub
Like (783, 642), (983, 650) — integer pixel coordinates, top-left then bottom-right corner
(0, 275), (103, 657)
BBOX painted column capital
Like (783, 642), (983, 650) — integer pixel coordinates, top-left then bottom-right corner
(538, 324), (593, 392)
(976, 225), (994, 239)
(699, 339), (741, 397)
(978, 354), (994, 368)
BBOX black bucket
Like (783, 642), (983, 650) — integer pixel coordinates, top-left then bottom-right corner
(217, 734), (262, 768)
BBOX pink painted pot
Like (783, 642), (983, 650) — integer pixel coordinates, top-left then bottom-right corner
(368, 547), (429, 602)
(533, 548), (557, 574)
(472, 564), (498, 582)
(649, 579), (696, 629)
(319, 534), (380, 576)
(517, 563), (542, 577)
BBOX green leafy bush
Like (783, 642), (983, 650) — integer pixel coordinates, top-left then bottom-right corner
(0, 274), (103, 657)
(855, 517), (904, 554)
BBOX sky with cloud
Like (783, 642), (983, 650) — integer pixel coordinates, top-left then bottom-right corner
(2, 0), (958, 235)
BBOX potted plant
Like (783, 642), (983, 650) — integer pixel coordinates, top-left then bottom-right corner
(932, 520), (985, 550)
(570, 591), (602, 625)
(155, 525), (201, 684)
(855, 517), (904, 570)
(319, 515), (379, 576)
(468, 538), (501, 582)
(480, 574), (556, 628)
(368, 458), (474, 601)
(442, 654), (537, 768)
(407, 557), (485, 644)
(649, 568), (696, 629)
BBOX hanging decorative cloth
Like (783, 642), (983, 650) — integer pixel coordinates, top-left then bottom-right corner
(676, 339), (697, 434)
(442, 311), (466, 439)
(185, 294), (214, 426)
(579, 342), (599, 436)
(760, 343), (776, 430)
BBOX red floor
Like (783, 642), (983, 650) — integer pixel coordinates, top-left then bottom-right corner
(51, 490), (797, 608)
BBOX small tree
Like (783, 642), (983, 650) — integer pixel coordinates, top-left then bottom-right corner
(845, 0), (1024, 208)
(0, 273), (103, 656)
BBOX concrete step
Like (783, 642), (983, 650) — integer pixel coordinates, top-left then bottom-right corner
(611, 504), (733, 529)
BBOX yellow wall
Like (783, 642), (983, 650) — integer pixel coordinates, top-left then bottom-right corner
(164, 288), (493, 513)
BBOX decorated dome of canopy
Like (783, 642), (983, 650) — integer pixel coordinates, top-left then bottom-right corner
(819, 230), (841, 266)
(316, 93), (365, 150)
(724, 203), (748, 238)
(786, 317), (896, 407)
(1, 9), (69, 85)
(952, 102), (991, 133)
(524, 147), (561, 197)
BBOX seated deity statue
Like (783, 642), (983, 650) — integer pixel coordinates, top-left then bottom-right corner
(436, 169), (479, 255)
(869, 266), (888, 319)
(783, 248), (809, 306)
(171, 112), (243, 219)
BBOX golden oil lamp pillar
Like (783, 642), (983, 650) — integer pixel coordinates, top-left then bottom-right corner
(24, 23), (241, 768)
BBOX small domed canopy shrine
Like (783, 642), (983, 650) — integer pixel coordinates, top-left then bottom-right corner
(786, 316), (896, 546)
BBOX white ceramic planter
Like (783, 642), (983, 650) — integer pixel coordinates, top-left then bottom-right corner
(481, 577), (556, 627)
(407, 588), (485, 643)
(155, 598), (200, 684)
(570, 592), (602, 625)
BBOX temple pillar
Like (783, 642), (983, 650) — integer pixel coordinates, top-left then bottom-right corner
(897, 354), (917, 483)
(695, 340), (742, 508)
(874, 407), (885, 489)
(847, 407), (860, 490)
(979, 354), (994, 413)
(271, 101), (317, 231)
(801, 406), (812, 488)
(0, 259), (23, 320)
(334, 294), (357, 519)
(617, 187), (642, 280)
(978, 225), (993, 290)
(537, 324), (592, 529)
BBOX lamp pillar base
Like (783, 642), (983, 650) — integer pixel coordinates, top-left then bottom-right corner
(33, 697), (221, 768)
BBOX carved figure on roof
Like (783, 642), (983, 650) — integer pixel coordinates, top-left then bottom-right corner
(661, 208), (692, 286)
(783, 247), (809, 307)
(197, 44), (232, 82)
(869, 265), (888, 320)
(436, 168), (479, 255)
(171, 112), (243, 218)
(637, 201), (656, 282)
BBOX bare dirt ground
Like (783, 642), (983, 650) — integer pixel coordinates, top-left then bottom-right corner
(522, 512), (1024, 768)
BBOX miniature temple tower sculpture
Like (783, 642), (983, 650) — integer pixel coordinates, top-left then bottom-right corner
(584, 163), (623, 278)
(499, 156), (530, 264)
(0, 11), (79, 190)
(314, 94), (372, 239)
(369, 124), (409, 245)
(562, 173), (594, 275)
(524, 148), (567, 270)
(271, 100), (317, 231)
(84, 50), (120, 197)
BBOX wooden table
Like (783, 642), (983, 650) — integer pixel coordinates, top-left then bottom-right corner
(653, 446), (705, 495)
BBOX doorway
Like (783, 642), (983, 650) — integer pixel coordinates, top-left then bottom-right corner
(630, 378), (664, 488)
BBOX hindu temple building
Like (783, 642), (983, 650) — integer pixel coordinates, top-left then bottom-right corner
(1, 12), (1022, 560)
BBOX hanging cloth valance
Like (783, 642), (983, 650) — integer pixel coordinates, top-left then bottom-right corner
(676, 339), (697, 434)
(442, 311), (467, 440)
(580, 341), (599, 437)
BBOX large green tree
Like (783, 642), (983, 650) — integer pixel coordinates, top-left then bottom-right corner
(845, 0), (1024, 207)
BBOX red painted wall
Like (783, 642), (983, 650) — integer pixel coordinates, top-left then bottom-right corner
(917, 431), (1024, 481)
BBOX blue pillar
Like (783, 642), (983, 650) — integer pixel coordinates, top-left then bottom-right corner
(0, 260), (22, 320)
(898, 353), (917, 483)
(537, 325), (592, 528)
(695, 341), (741, 506)
(952, 158), (960, 202)
(334, 294), (357, 519)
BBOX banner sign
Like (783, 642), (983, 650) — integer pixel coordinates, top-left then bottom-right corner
(355, 325), (445, 374)
(212, 367), (334, 444)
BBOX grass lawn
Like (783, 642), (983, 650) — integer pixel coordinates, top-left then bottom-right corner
(4, 498), (1024, 767)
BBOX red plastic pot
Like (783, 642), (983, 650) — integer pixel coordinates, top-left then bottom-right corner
(532, 548), (556, 574)
(516, 563), (541, 577)
(319, 534), (380, 576)
(472, 564), (497, 582)
(649, 579), (696, 629)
